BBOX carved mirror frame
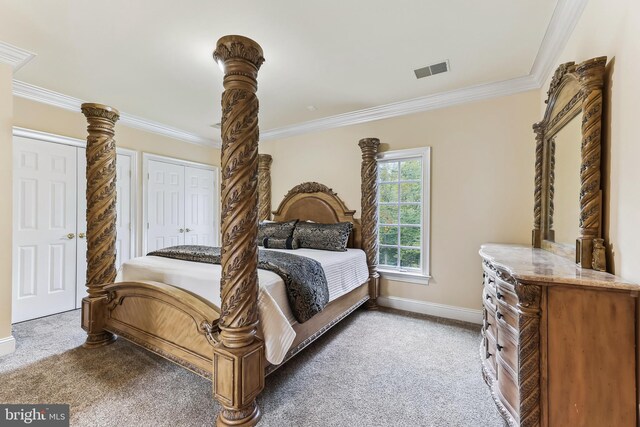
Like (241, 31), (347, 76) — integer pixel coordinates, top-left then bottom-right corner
(532, 56), (607, 270)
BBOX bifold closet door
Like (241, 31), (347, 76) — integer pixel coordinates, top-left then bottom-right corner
(184, 166), (216, 246)
(147, 160), (185, 252)
(12, 137), (78, 323)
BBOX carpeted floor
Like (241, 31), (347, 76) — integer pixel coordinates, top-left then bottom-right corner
(0, 308), (503, 426)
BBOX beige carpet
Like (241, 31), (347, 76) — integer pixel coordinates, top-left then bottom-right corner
(0, 308), (503, 426)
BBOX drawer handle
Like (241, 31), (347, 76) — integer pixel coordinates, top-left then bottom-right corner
(488, 278), (495, 284)
(486, 352), (493, 359)
(496, 311), (504, 320)
(485, 294), (493, 302)
(496, 291), (504, 300)
(485, 321), (491, 327)
(496, 344), (504, 352)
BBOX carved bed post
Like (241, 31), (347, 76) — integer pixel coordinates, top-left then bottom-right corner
(212, 35), (265, 427)
(359, 138), (380, 309)
(576, 56), (606, 270)
(258, 154), (272, 221)
(80, 103), (119, 348)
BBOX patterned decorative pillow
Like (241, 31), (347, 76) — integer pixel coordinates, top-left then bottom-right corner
(258, 220), (298, 246)
(262, 237), (300, 250)
(293, 221), (353, 252)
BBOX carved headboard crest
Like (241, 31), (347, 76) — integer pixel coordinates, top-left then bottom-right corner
(282, 182), (338, 199)
(272, 181), (360, 248)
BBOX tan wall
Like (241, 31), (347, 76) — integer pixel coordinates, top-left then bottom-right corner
(12, 97), (221, 256)
(262, 91), (540, 310)
(543, 0), (640, 283)
(0, 65), (13, 340)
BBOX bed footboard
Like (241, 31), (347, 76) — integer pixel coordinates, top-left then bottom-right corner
(102, 281), (220, 378)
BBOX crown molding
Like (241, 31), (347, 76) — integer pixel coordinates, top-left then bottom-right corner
(0, 41), (35, 71)
(261, 0), (588, 141)
(13, 80), (80, 110)
(262, 74), (540, 140)
(119, 112), (220, 147)
(12, 80), (221, 148)
(529, 0), (589, 87)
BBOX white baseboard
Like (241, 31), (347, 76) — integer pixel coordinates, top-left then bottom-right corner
(378, 296), (483, 325)
(0, 335), (16, 357)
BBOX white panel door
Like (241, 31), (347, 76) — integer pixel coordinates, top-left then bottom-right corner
(147, 160), (185, 252)
(76, 151), (133, 308)
(12, 137), (77, 323)
(184, 166), (217, 246)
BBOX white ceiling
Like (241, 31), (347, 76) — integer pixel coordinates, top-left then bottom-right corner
(0, 0), (558, 145)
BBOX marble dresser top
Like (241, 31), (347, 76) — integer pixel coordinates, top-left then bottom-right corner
(480, 243), (639, 292)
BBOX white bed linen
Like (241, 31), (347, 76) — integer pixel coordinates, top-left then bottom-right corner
(116, 248), (369, 364)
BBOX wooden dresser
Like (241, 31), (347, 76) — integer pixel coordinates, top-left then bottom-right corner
(480, 244), (638, 427)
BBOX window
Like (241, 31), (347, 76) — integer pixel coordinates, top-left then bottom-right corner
(377, 147), (430, 284)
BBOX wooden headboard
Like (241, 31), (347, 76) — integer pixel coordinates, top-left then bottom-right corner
(272, 182), (361, 249)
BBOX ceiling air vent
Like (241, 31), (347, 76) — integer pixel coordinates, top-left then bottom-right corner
(414, 60), (450, 79)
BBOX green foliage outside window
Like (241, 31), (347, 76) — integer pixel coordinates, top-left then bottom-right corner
(377, 157), (423, 271)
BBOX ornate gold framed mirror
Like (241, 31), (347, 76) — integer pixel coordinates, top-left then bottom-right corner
(532, 56), (607, 270)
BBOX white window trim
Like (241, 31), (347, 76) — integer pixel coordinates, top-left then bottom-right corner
(141, 152), (220, 255)
(376, 147), (431, 285)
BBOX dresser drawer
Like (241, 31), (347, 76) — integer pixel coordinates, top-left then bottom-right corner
(496, 329), (518, 373)
(496, 299), (518, 334)
(483, 270), (497, 293)
(483, 287), (497, 313)
(497, 357), (519, 420)
(485, 330), (497, 373)
(495, 280), (518, 307)
(484, 302), (497, 340)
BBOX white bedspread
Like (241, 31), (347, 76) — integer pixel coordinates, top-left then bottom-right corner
(116, 248), (368, 364)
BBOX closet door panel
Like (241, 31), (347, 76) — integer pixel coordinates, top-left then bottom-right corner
(12, 137), (77, 322)
(147, 160), (185, 252)
(184, 166), (217, 246)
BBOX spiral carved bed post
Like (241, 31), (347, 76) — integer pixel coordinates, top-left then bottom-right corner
(359, 138), (380, 309)
(258, 154), (273, 221)
(212, 36), (265, 427)
(80, 103), (119, 348)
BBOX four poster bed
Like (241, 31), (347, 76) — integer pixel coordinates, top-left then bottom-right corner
(79, 36), (381, 426)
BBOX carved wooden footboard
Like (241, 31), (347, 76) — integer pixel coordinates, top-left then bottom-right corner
(103, 281), (220, 378)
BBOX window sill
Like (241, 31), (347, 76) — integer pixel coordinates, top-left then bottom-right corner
(378, 269), (431, 285)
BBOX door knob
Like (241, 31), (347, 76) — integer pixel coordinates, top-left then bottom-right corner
(79, 233), (86, 239)
(185, 228), (192, 233)
(179, 228), (185, 233)
(66, 233), (75, 239)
